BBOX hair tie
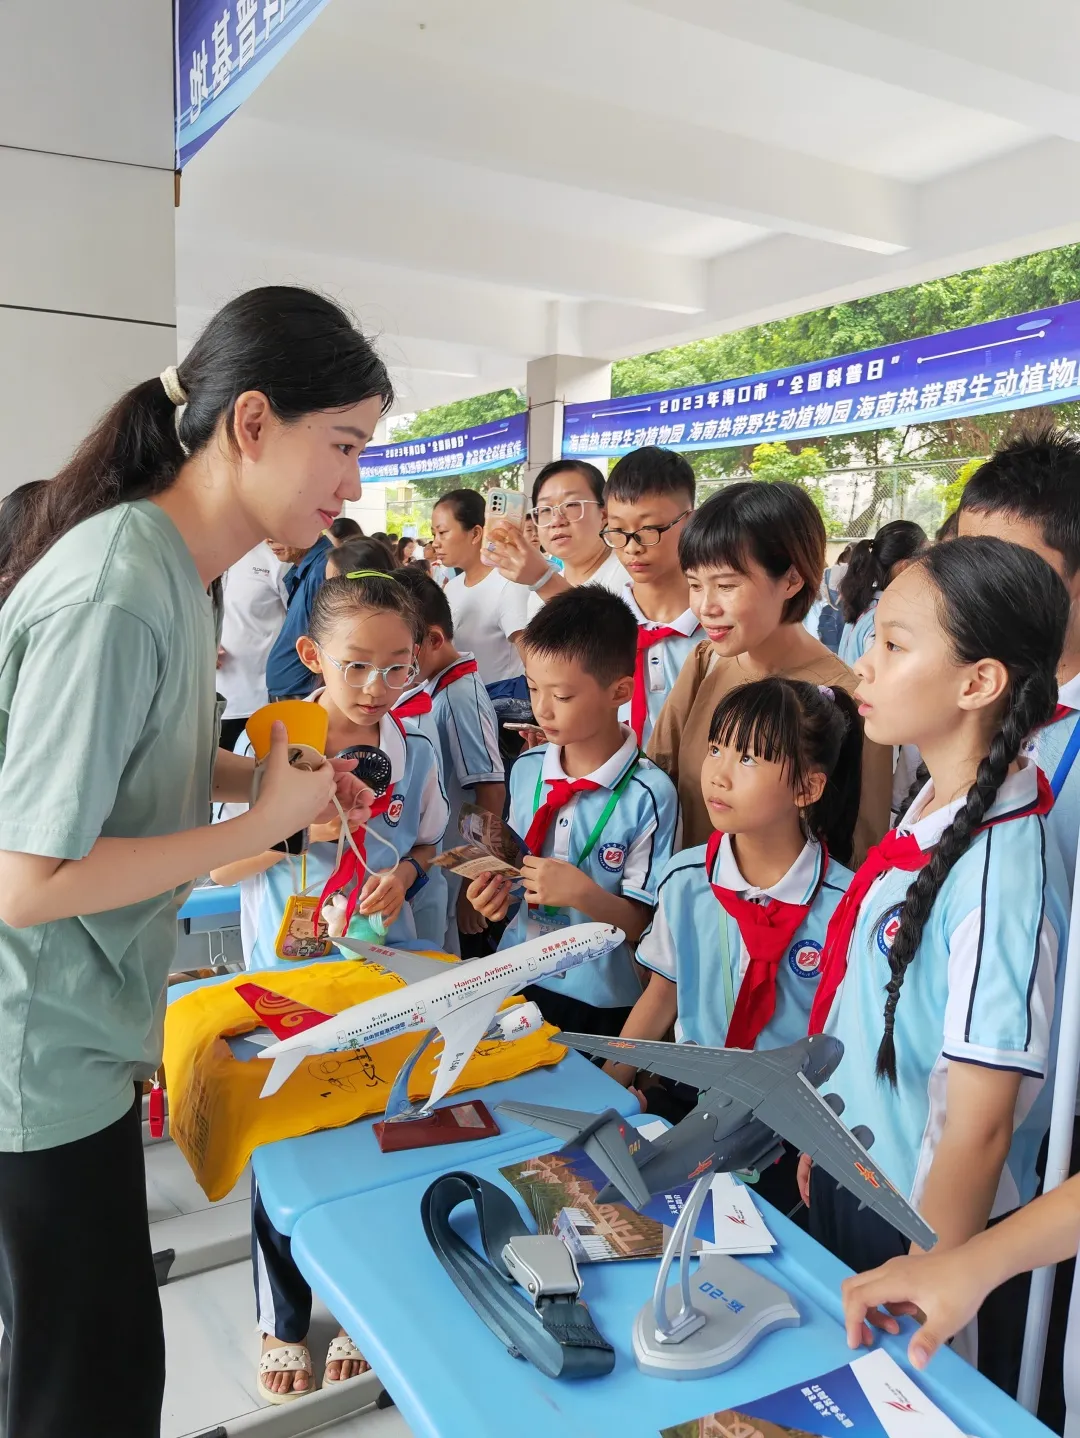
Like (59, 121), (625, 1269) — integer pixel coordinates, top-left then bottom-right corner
(818, 685), (835, 701)
(345, 569), (399, 583)
(160, 366), (188, 406)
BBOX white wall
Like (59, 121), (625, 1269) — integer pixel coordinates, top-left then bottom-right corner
(0, 0), (176, 496)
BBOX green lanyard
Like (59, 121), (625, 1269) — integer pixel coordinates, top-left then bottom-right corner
(532, 757), (640, 916)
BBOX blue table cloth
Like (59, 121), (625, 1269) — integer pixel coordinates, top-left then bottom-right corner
(253, 1054), (640, 1235)
(290, 1130), (1054, 1438)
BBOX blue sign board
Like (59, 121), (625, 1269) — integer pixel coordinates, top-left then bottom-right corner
(359, 413), (527, 483)
(175, 0), (335, 168)
(563, 300), (1080, 458)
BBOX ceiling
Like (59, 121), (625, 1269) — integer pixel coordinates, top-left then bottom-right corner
(176, 0), (1080, 416)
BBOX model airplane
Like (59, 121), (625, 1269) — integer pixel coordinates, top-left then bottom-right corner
(234, 923), (624, 1114)
(498, 1032), (937, 1251)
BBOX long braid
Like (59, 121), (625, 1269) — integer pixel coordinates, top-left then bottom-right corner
(876, 671), (1054, 1084)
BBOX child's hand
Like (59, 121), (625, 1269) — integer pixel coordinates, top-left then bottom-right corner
(841, 1249), (990, 1369)
(466, 872), (512, 922)
(629, 1085), (648, 1112)
(357, 868), (407, 926)
(317, 768), (375, 829)
(520, 856), (587, 911)
(456, 884), (488, 936)
(307, 817), (342, 844)
(797, 1153), (813, 1207)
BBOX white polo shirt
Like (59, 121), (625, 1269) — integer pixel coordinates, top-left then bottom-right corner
(445, 569), (529, 684)
(217, 543), (290, 719)
(525, 549), (628, 620)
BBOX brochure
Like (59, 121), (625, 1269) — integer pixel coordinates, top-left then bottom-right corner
(659, 1348), (967, 1437)
(431, 803), (527, 878)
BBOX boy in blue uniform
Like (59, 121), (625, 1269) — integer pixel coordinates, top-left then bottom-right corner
(392, 568), (506, 953)
(468, 585), (679, 1035)
(958, 427), (1080, 890)
(601, 446), (701, 747)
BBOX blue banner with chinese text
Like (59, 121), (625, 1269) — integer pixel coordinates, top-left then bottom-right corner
(562, 301), (1080, 458)
(175, 0), (335, 169)
(359, 413), (527, 483)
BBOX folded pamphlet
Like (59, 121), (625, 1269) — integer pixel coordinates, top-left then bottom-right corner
(659, 1348), (967, 1437)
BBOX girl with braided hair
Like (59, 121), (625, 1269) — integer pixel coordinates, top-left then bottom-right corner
(802, 536), (1071, 1381)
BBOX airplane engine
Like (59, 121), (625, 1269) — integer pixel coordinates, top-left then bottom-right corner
(484, 1001), (545, 1043)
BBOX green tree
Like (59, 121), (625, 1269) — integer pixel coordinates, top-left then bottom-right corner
(385, 388), (526, 501)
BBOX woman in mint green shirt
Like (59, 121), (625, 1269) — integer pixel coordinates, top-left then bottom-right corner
(0, 287), (388, 1438)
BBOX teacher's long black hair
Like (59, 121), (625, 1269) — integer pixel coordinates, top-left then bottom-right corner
(3, 286), (392, 602)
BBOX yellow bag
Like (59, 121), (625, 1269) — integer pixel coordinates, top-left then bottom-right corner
(163, 956), (565, 1200)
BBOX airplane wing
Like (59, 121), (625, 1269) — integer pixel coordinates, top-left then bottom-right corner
(561, 1034), (936, 1249)
(753, 1073), (937, 1250)
(332, 936), (452, 985)
(425, 997), (505, 1109)
(559, 1032), (787, 1107)
(497, 1101), (654, 1210)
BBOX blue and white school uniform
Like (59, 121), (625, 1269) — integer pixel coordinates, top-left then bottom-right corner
(392, 687), (450, 949)
(638, 836), (853, 1049)
(837, 594), (879, 669)
(617, 582), (702, 748)
(225, 707), (448, 968)
(821, 761), (1067, 1214)
(1025, 671), (1080, 892)
(500, 726), (680, 1009)
(396, 655), (505, 952)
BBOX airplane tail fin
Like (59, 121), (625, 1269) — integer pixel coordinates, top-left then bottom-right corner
(497, 1100), (654, 1211)
(259, 1046), (312, 1098)
(235, 982), (333, 1041)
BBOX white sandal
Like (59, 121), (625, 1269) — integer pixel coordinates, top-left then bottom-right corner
(323, 1335), (371, 1387)
(257, 1343), (315, 1405)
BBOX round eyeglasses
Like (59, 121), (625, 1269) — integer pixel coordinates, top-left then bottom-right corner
(600, 510), (691, 550)
(318, 647), (420, 691)
(529, 499), (603, 528)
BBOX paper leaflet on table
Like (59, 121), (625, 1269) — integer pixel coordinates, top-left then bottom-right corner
(431, 803), (528, 879)
(658, 1349), (966, 1438)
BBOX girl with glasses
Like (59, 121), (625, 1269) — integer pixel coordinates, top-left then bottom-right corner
(212, 570), (448, 1402)
(483, 460), (627, 617)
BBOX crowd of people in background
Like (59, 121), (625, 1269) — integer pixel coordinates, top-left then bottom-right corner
(3, 286), (1080, 1434)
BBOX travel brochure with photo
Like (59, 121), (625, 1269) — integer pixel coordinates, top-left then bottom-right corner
(659, 1349), (968, 1438)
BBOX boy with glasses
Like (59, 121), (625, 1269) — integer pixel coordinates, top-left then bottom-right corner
(602, 447), (700, 746)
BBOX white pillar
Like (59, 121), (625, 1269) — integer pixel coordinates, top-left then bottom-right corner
(0, 1), (177, 497)
(525, 354), (612, 493)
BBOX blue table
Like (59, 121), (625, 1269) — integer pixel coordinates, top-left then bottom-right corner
(253, 1055), (640, 1236)
(291, 1132), (1054, 1438)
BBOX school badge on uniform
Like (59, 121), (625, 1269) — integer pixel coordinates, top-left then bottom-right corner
(598, 842), (626, 873)
(384, 796), (405, 827)
(875, 903), (905, 955)
(787, 939), (822, 979)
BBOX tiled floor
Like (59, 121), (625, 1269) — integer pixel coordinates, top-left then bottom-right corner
(149, 1134), (410, 1438)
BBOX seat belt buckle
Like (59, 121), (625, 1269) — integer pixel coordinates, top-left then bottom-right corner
(501, 1235), (583, 1310)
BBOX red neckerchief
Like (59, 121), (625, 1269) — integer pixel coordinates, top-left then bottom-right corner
(630, 626), (681, 743)
(433, 658), (479, 695)
(808, 768), (1055, 1034)
(705, 831), (826, 1049)
(315, 713), (406, 927)
(394, 690), (433, 720)
(524, 777), (600, 855)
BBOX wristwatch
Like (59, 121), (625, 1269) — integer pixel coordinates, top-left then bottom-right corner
(401, 854), (428, 897)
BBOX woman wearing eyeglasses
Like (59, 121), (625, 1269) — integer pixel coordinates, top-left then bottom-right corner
(483, 460), (627, 616)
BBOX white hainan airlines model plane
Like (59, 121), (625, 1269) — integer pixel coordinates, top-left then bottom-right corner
(235, 923), (624, 1116)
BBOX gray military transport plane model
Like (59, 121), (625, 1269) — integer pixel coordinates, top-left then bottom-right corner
(498, 1032), (936, 1251)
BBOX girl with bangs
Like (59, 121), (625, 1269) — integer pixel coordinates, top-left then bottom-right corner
(607, 676), (862, 1211)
